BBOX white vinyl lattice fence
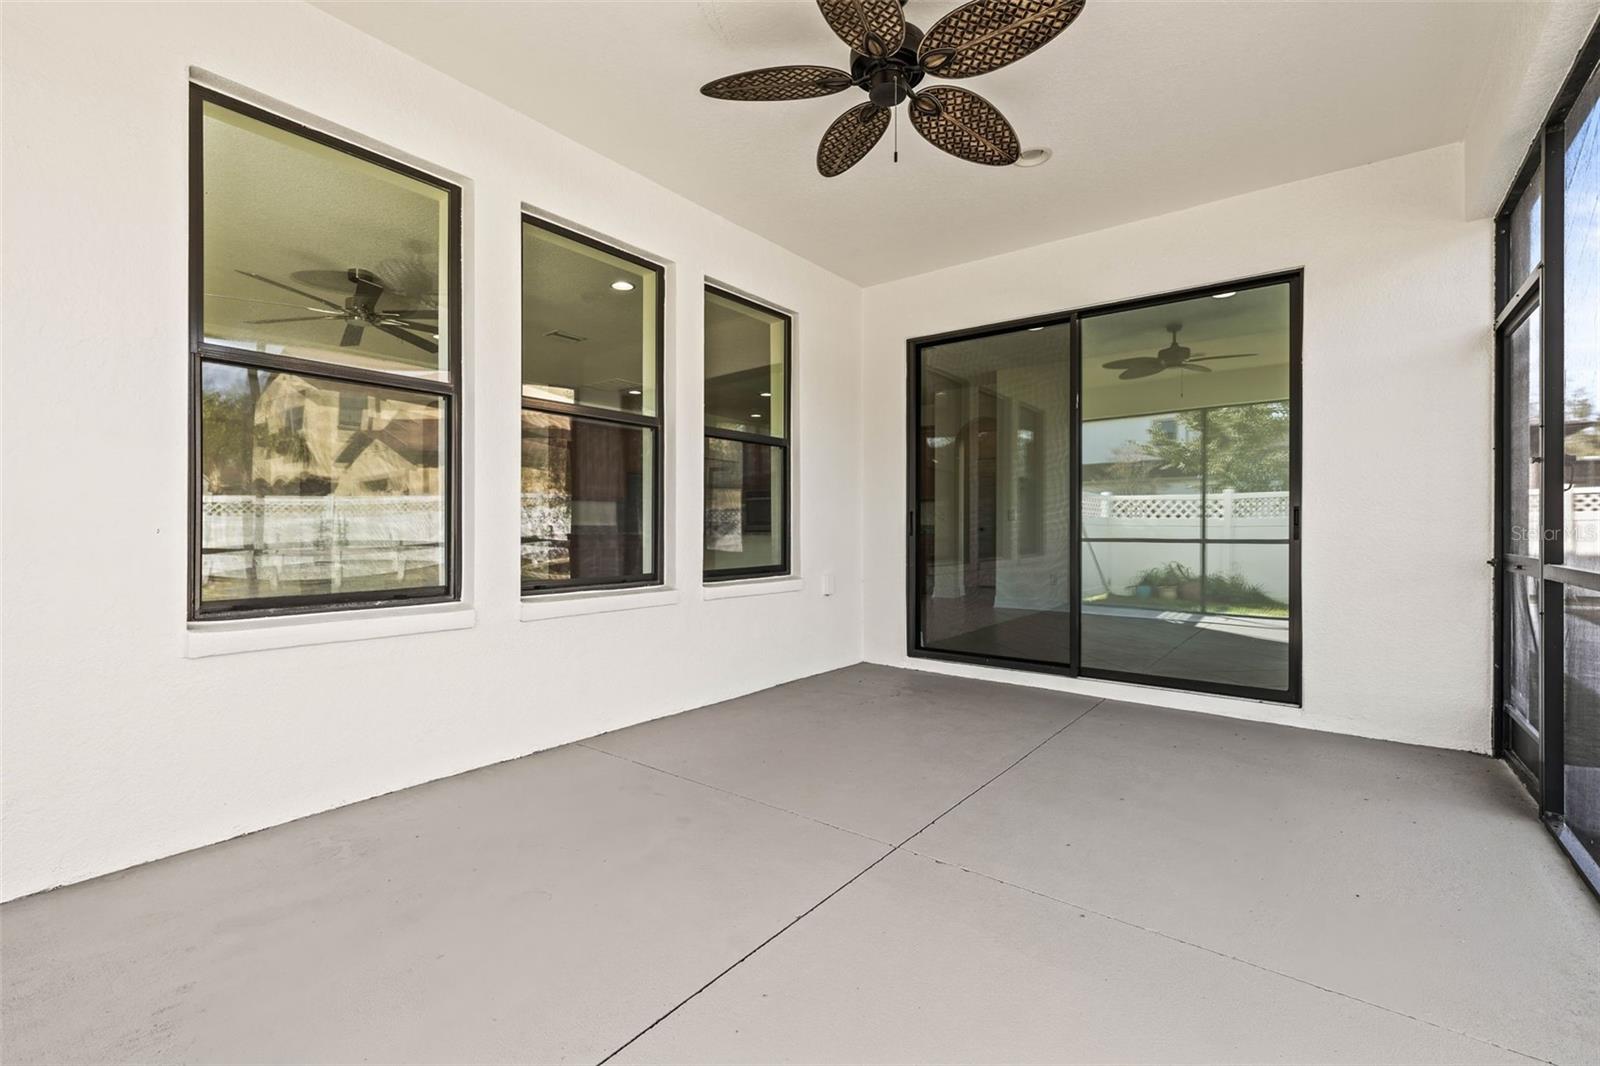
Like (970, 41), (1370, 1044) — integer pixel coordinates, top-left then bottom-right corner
(1081, 489), (1290, 542)
(1572, 487), (1600, 569)
(1077, 490), (1290, 603)
(201, 495), (444, 590)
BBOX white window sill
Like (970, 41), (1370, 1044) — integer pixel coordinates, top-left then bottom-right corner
(186, 603), (476, 659)
(702, 577), (804, 601)
(520, 586), (680, 622)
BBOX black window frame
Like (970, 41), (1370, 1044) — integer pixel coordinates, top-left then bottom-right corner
(906, 270), (1304, 706)
(703, 285), (793, 583)
(520, 214), (666, 595)
(187, 85), (464, 621)
(1491, 16), (1600, 899)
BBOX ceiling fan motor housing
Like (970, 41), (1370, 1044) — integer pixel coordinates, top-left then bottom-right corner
(852, 23), (924, 109)
(1160, 323), (1190, 363)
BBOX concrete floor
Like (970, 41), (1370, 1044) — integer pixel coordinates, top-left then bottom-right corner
(4, 665), (1598, 1065)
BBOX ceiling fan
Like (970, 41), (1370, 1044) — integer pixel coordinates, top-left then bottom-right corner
(230, 267), (439, 354)
(1103, 325), (1258, 380)
(700, 0), (1086, 177)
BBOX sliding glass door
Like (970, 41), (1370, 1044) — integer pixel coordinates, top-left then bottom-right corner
(1079, 283), (1295, 695)
(913, 323), (1073, 668)
(908, 273), (1301, 703)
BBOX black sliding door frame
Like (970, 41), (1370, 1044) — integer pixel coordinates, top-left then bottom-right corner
(1491, 16), (1600, 897)
(906, 269), (1303, 705)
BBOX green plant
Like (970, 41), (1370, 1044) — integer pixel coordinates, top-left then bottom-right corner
(1131, 562), (1195, 588)
(1204, 572), (1281, 606)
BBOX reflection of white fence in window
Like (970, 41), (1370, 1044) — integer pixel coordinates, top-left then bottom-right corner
(1571, 487), (1600, 569)
(520, 491), (572, 571)
(201, 495), (443, 590)
(1080, 490), (1291, 602)
(705, 448), (746, 552)
(706, 506), (744, 552)
(1083, 490), (1288, 526)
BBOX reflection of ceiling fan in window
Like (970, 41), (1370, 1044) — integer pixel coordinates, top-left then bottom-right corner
(1103, 324), (1258, 380)
(233, 267), (438, 354)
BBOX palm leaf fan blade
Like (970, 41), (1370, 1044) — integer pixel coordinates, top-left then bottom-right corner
(815, 0), (906, 58)
(701, 65), (855, 101)
(818, 103), (892, 176)
(907, 87), (1020, 166)
(919, 0), (1086, 79)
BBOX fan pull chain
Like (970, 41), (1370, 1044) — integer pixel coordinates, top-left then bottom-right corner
(894, 102), (899, 163)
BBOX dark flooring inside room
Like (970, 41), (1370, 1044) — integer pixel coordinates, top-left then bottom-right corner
(923, 599), (1289, 690)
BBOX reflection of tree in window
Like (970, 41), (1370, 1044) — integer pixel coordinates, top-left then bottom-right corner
(1143, 402), (1290, 492)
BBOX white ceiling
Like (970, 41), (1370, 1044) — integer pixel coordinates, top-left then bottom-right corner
(317, 0), (1529, 285)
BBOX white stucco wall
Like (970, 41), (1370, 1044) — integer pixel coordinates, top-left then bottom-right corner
(861, 144), (1496, 754)
(0, 1), (865, 901)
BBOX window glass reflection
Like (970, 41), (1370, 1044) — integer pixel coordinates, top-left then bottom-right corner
(521, 412), (653, 585)
(706, 291), (786, 436)
(917, 323), (1072, 665)
(199, 363), (446, 604)
(201, 102), (449, 380)
(1079, 284), (1292, 692)
(522, 223), (658, 416)
(1565, 66), (1600, 572)
(704, 439), (783, 573)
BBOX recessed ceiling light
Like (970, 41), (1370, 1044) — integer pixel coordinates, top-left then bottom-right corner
(759, 391), (771, 397)
(750, 413), (762, 419)
(611, 280), (636, 292)
(1212, 291), (1237, 299)
(1014, 147), (1052, 168)
(627, 388), (642, 395)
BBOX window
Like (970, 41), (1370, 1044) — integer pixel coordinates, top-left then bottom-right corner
(190, 87), (460, 619)
(521, 217), (663, 591)
(909, 274), (1301, 704)
(704, 288), (791, 580)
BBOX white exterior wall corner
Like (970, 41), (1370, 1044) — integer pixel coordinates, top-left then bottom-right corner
(860, 145), (1494, 755)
